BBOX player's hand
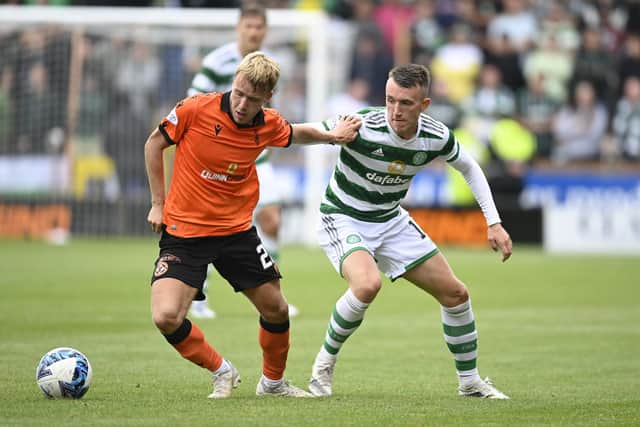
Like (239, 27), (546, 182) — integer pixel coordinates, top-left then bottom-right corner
(147, 204), (164, 233)
(488, 223), (512, 262)
(331, 115), (361, 144)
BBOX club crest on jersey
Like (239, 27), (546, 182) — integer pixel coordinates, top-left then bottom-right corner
(166, 107), (178, 125)
(412, 151), (428, 165)
(388, 160), (406, 174)
(214, 124), (222, 135)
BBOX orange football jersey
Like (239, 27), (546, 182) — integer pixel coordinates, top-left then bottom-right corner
(158, 92), (292, 237)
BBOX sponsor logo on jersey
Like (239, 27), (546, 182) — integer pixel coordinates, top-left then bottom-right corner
(365, 171), (410, 185)
(412, 151), (428, 165)
(166, 107), (178, 125)
(371, 148), (384, 157)
(200, 169), (246, 182)
(388, 160), (406, 174)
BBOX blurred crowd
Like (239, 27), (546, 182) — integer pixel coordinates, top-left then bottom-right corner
(0, 0), (639, 201)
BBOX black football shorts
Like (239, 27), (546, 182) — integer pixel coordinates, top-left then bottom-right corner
(150, 226), (281, 299)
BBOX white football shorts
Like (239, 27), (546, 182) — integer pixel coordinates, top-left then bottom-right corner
(317, 207), (439, 281)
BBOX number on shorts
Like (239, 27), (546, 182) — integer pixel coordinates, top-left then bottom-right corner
(256, 244), (273, 269)
(409, 220), (426, 239)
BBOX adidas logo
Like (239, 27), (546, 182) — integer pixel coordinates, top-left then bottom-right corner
(371, 148), (384, 157)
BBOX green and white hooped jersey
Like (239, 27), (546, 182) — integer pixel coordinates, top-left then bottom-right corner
(189, 42), (240, 95)
(321, 108), (460, 222)
(188, 42), (269, 164)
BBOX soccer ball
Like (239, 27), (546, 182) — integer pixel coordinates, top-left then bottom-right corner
(36, 347), (93, 399)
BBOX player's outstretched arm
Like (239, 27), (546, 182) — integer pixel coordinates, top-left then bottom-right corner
(291, 115), (361, 145)
(144, 127), (170, 233)
(448, 145), (513, 262)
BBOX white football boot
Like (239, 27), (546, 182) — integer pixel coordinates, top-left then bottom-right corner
(207, 361), (240, 398)
(256, 378), (312, 397)
(458, 377), (509, 399)
(308, 352), (336, 397)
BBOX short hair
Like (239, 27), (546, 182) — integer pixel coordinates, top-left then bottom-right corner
(236, 51), (280, 93)
(388, 64), (431, 97)
(240, 3), (267, 23)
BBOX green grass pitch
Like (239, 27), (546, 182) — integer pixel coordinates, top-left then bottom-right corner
(1, 238), (638, 426)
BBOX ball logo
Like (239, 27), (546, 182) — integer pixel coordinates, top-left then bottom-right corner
(154, 261), (168, 277)
(412, 151), (428, 165)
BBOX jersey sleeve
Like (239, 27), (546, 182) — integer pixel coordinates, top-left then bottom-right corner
(265, 111), (293, 148)
(159, 96), (198, 145)
(439, 126), (461, 163)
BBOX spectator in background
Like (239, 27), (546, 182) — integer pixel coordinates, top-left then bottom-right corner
(14, 62), (63, 154)
(523, 33), (574, 103)
(462, 63), (516, 144)
(571, 26), (619, 109)
(517, 72), (560, 160)
(538, 2), (580, 54)
(427, 78), (463, 130)
(612, 76), (640, 161)
(113, 41), (161, 120)
(103, 92), (150, 198)
(406, 0), (444, 66)
(349, 24), (393, 105)
(453, 0), (494, 41)
(484, 33), (525, 94)
(617, 33), (640, 97)
(551, 80), (608, 164)
(431, 23), (483, 103)
(373, 0), (415, 64)
(486, 0), (537, 57)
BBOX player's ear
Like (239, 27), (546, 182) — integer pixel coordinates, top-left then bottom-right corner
(422, 97), (431, 111)
(265, 90), (274, 102)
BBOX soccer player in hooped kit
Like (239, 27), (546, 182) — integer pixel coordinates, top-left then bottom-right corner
(145, 51), (360, 398)
(308, 64), (513, 399)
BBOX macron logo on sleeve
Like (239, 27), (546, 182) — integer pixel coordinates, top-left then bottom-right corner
(166, 107), (178, 125)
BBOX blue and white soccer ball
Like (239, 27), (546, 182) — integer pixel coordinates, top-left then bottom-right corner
(36, 347), (93, 399)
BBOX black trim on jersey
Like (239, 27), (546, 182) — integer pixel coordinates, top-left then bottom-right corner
(158, 123), (177, 145)
(220, 91), (266, 128)
(259, 317), (290, 333)
(163, 318), (192, 344)
(285, 123), (293, 147)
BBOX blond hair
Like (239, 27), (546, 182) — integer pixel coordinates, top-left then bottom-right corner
(236, 51), (280, 94)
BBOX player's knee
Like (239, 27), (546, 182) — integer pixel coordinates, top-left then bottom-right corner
(442, 282), (469, 307)
(352, 276), (382, 303)
(152, 309), (183, 335)
(258, 299), (289, 323)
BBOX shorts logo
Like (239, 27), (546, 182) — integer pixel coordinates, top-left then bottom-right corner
(154, 261), (168, 277)
(412, 151), (428, 165)
(346, 234), (361, 244)
(159, 254), (181, 263)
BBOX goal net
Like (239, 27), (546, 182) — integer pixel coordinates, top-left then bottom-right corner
(0, 5), (351, 243)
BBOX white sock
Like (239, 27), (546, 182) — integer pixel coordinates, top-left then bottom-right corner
(321, 288), (368, 356)
(212, 359), (230, 374)
(260, 374), (283, 388)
